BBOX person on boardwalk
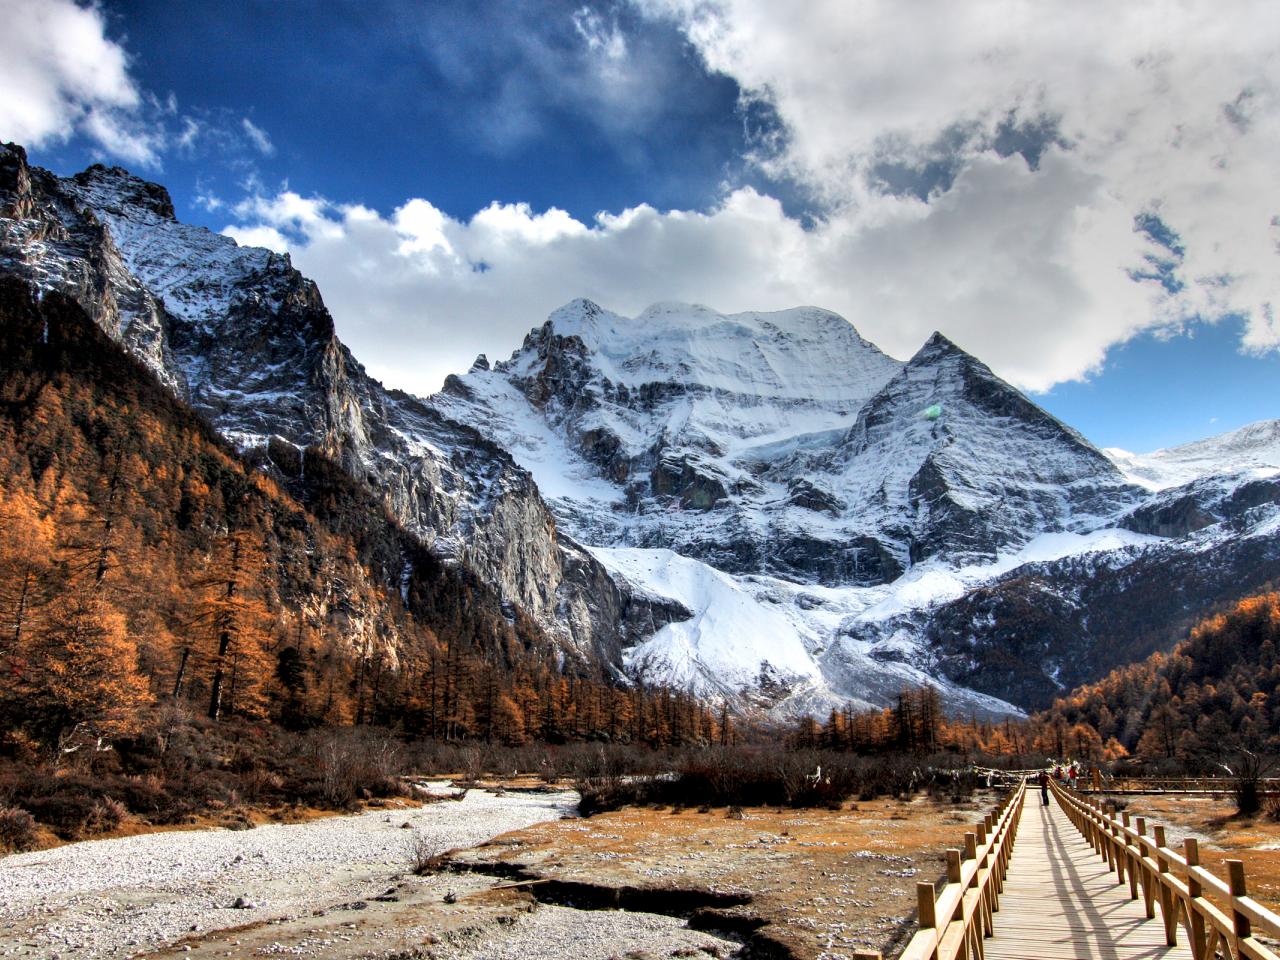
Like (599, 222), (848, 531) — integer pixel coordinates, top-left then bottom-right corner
(1038, 769), (1049, 805)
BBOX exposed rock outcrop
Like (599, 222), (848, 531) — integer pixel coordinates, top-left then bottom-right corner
(0, 142), (650, 673)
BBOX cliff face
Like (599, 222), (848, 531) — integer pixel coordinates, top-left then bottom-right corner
(0, 143), (663, 672)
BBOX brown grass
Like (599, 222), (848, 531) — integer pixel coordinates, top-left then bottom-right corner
(453, 792), (1001, 960)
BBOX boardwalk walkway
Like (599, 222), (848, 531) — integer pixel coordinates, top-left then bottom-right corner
(985, 794), (1194, 960)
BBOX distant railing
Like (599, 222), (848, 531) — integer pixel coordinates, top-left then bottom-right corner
(1085, 776), (1280, 796)
(1051, 777), (1280, 960)
(887, 778), (1025, 960)
(971, 766), (1043, 785)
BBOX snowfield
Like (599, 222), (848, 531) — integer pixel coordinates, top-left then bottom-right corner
(1106, 419), (1280, 490)
(596, 547), (823, 694)
(593, 530), (1162, 716)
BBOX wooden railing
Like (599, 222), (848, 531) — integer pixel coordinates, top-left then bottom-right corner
(893, 778), (1026, 960)
(1050, 777), (1280, 960)
(1085, 776), (1280, 796)
(971, 766), (1042, 787)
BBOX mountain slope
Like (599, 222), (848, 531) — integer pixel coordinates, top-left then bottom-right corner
(435, 302), (1138, 588)
(1038, 591), (1280, 761)
(0, 143), (678, 672)
(814, 331), (1138, 570)
(0, 277), (518, 733)
(0, 278), (722, 746)
(434, 305), (1280, 715)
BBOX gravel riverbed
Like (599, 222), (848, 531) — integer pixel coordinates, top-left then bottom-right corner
(430, 904), (738, 960)
(0, 786), (576, 958)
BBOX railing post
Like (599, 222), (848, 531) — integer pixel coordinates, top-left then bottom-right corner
(1122, 811), (1139, 900)
(1186, 838), (1208, 960)
(947, 848), (962, 884)
(917, 881), (938, 960)
(1135, 817), (1154, 918)
(973, 820), (994, 938)
(1107, 803), (1124, 882)
(994, 837), (1006, 896)
(1153, 825), (1177, 946)
(975, 816), (991, 936)
(1228, 859), (1252, 953)
(1096, 799), (1110, 866)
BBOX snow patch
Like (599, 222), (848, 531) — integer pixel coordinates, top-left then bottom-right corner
(591, 547), (821, 695)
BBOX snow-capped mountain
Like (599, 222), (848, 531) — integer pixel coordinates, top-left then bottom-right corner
(435, 301), (1138, 586)
(1106, 419), (1280, 490)
(4, 142), (1278, 717)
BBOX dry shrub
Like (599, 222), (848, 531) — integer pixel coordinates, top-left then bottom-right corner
(405, 830), (450, 874)
(306, 728), (405, 808)
(1264, 794), (1280, 822)
(0, 806), (38, 852)
(578, 747), (873, 815)
(22, 788), (98, 839)
(88, 796), (126, 833)
(572, 747), (976, 816)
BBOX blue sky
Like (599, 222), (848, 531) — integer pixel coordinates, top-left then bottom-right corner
(4, 0), (1278, 453)
(83, 0), (769, 222)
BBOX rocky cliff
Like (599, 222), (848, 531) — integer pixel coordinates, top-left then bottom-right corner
(0, 143), (672, 671)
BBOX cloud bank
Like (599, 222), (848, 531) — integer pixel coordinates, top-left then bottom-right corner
(222, 1), (1280, 398)
(222, 150), (1144, 395)
(637, 0), (1280, 360)
(6, 0), (1275, 402)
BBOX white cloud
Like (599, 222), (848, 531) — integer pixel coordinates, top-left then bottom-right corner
(213, 3), (1280, 401)
(573, 6), (628, 63)
(232, 190), (342, 241)
(0, 0), (163, 165)
(222, 223), (290, 254)
(632, 0), (1280, 357)
(240, 117), (275, 156)
(222, 148), (1164, 395)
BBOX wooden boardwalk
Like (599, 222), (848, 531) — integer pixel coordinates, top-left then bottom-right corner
(985, 794), (1194, 960)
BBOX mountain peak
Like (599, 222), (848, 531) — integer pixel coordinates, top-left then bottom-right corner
(0, 141), (27, 167)
(70, 163), (176, 222)
(910, 330), (971, 364)
(1108, 418), (1280, 490)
